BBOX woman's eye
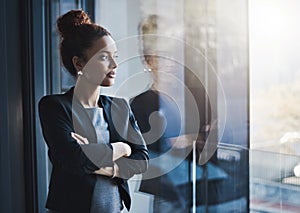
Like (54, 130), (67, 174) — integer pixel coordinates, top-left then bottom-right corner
(99, 55), (109, 61)
(98, 53), (118, 61)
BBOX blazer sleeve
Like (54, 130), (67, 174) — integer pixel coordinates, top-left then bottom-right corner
(114, 99), (149, 179)
(38, 95), (114, 176)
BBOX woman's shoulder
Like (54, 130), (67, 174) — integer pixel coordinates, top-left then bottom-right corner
(130, 89), (157, 104)
(39, 87), (73, 104)
(39, 93), (69, 104)
(38, 92), (72, 113)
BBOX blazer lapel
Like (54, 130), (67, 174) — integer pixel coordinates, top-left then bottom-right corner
(99, 95), (119, 142)
(66, 87), (98, 144)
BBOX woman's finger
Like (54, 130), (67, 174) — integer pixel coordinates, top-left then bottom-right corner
(71, 132), (89, 144)
(71, 132), (88, 144)
(94, 167), (113, 177)
(74, 133), (89, 144)
(71, 135), (84, 145)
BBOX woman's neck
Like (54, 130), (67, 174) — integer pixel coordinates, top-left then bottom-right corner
(74, 79), (101, 108)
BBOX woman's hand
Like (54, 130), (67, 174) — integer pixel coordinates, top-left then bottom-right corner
(71, 132), (89, 145)
(94, 163), (120, 178)
(111, 142), (132, 161)
(94, 167), (114, 176)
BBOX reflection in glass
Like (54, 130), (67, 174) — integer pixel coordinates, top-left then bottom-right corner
(94, 0), (249, 212)
(184, 1), (249, 212)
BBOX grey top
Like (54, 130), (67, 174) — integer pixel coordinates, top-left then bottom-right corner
(85, 107), (110, 144)
(85, 107), (122, 213)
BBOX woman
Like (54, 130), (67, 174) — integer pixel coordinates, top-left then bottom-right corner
(130, 14), (188, 213)
(130, 15), (211, 213)
(39, 10), (148, 213)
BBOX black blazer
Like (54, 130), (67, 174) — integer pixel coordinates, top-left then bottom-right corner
(39, 87), (148, 213)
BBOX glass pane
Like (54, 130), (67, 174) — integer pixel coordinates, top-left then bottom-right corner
(250, 0), (300, 212)
(185, 0), (249, 212)
(95, 1), (191, 212)
(94, 0), (249, 213)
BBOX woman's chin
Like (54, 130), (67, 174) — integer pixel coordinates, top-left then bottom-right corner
(100, 80), (115, 87)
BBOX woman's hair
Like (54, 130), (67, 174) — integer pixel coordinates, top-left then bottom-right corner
(57, 9), (111, 77)
(138, 14), (181, 56)
(138, 14), (158, 36)
(138, 15), (158, 56)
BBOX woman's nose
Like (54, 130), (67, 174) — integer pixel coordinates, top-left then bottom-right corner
(109, 57), (117, 69)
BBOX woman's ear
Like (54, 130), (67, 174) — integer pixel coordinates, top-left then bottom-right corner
(144, 55), (151, 66)
(144, 55), (157, 71)
(144, 55), (153, 68)
(72, 56), (85, 72)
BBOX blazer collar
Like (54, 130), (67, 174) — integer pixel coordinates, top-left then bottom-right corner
(65, 86), (110, 109)
(65, 86), (115, 142)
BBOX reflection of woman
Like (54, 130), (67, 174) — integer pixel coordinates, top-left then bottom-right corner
(130, 15), (189, 213)
(39, 10), (148, 213)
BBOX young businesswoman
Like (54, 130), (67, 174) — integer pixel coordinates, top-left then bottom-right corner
(39, 10), (148, 213)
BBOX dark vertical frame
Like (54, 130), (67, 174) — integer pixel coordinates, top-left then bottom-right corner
(20, 0), (39, 212)
(26, 0), (51, 212)
(1, 0), (27, 212)
(22, 0), (50, 212)
(0, 0), (95, 213)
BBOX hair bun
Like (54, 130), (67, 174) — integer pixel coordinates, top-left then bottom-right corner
(57, 9), (92, 38)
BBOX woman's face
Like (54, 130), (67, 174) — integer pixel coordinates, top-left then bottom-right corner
(144, 52), (176, 73)
(81, 35), (118, 87)
(143, 37), (180, 73)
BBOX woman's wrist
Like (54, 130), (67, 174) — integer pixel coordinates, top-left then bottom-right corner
(111, 163), (119, 178)
(111, 142), (132, 161)
(122, 143), (132, 157)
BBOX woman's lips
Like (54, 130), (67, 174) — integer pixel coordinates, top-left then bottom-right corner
(107, 71), (116, 78)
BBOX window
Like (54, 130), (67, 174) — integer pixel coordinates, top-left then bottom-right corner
(42, 0), (300, 212)
(250, 0), (300, 212)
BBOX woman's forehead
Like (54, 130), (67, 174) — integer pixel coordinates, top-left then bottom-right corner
(86, 36), (117, 58)
(96, 36), (117, 51)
